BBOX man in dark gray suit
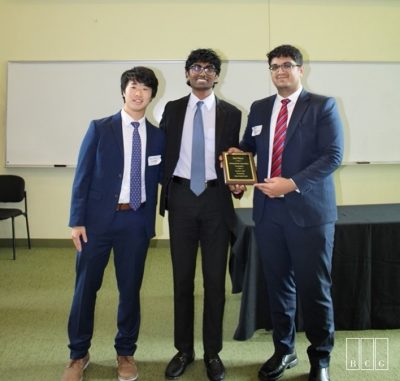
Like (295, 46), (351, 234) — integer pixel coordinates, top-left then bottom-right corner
(238, 45), (344, 381)
(160, 48), (241, 381)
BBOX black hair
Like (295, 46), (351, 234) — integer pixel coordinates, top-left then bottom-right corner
(120, 66), (159, 101)
(185, 48), (222, 75)
(267, 45), (303, 66)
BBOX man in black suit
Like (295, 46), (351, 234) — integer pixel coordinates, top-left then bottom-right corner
(160, 48), (241, 381)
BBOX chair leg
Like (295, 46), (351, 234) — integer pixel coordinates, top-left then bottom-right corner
(24, 214), (31, 249)
(11, 217), (16, 260)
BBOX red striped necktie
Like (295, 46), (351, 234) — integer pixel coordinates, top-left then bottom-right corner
(270, 98), (290, 178)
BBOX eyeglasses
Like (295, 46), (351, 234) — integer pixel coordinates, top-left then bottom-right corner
(189, 64), (217, 75)
(269, 62), (301, 72)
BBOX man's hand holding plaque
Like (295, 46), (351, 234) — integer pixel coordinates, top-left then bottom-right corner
(222, 149), (257, 185)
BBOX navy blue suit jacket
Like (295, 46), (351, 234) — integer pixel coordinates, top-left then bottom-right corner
(240, 89), (344, 227)
(69, 111), (165, 238)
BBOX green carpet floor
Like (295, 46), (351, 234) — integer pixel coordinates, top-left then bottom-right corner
(0, 245), (399, 381)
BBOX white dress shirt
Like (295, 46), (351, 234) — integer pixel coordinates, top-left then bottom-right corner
(268, 86), (303, 177)
(173, 92), (217, 181)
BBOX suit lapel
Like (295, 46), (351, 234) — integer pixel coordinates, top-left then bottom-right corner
(285, 89), (310, 145)
(215, 97), (226, 150)
(263, 96), (276, 154)
(144, 119), (154, 185)
(173, 96), (190, 156)
(111, 112), (124, 156)
(145, 119), (152, 159)
(254, 96), (275, 178)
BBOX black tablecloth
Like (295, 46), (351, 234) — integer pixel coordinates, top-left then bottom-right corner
(230, 204), (400, 340)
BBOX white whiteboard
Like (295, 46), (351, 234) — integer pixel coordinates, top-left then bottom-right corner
(5, 60), (400, 166)
(302, 61), (400, 164)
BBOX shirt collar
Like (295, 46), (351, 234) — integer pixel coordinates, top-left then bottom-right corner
(276, 86), (303, 104)
(189, 92), (215, 111)
(121, 109), (146, 127)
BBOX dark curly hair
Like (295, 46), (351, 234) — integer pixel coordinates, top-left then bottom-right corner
(185, 48), (222, 75)
(267, 45), (303, 66)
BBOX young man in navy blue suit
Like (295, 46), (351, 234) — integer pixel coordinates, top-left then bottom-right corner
(61, 67), (164, 381)
(234, 45), (343, 381)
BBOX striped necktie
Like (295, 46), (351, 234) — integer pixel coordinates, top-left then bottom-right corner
(270, 99), (290, 178)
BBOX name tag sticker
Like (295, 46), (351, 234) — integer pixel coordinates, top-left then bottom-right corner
(251, 125), (262, 136)
(148, 155), (162, 166)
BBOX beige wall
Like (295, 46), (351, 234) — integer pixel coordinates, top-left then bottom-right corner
(1, 0), (399, 239)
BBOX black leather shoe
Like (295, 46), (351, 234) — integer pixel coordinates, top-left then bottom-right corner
(165, 351), (194, 379)
(258, 352), (298, 381)
(204, 354), (225, 381)
(308, 366), (330, 381)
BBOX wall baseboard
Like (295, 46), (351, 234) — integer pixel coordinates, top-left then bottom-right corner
(0, 238), (170, 249)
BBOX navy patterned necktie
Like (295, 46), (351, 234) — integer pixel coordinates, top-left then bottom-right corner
(190, 101), (205, 196)
(129, 121), (141, 210)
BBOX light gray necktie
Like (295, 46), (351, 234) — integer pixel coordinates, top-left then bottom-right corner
(190, 101), (205, 196)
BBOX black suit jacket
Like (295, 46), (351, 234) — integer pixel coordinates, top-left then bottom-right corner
(159, 94), (241, 230)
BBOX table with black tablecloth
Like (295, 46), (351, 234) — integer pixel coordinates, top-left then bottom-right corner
(230, 205), (400, 340)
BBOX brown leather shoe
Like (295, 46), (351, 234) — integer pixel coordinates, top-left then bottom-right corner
(60, 353), (90, 381)
(117, 355), (138, 381)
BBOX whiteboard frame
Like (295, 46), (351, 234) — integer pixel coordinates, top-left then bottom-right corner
(5, 60), (400, 167)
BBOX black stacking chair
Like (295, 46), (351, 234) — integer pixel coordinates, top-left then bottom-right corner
(0, 175), (31, 260)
